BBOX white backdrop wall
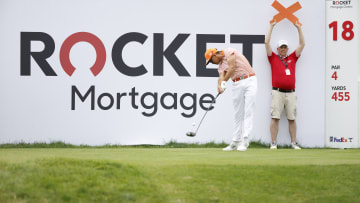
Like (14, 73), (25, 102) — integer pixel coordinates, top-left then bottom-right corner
(0, 0), (325, 147)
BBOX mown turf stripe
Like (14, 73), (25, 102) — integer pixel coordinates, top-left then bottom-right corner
(0, 158), (166, 202)
(149, 164), (360, 203)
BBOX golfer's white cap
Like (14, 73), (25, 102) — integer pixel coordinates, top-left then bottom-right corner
(277, 40), (288, 48)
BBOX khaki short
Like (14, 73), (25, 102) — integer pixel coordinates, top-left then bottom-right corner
(271, 90), (297, 120)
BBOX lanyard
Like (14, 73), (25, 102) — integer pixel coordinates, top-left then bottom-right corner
(277, 55), (288, 68)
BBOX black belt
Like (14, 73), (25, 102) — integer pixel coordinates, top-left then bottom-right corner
(272, 87), (295, 93)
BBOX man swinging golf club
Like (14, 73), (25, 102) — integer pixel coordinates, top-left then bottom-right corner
(205, 48), (257, 151)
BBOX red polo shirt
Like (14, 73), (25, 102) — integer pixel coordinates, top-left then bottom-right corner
(268, 51), (299, 90)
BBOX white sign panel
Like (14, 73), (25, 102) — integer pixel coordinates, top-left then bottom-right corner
(0, 0), (325, 147)
(325, 0), (359, 148)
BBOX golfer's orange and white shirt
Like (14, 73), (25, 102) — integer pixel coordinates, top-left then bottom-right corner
(218, 48), (255, 81)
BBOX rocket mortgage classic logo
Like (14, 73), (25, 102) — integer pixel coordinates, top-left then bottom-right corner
(20, 31), (265, 117)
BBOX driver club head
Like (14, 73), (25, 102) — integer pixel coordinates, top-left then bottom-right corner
(186, 132), (196, 137)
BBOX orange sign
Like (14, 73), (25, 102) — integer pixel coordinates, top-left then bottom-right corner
(270, 1), (302, 26)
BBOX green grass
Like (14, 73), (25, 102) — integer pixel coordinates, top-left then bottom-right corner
(0, 148), (359, 202)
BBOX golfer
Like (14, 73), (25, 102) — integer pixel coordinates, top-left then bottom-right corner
(205, 48), (257, 151)
(265, 21), (305, 150)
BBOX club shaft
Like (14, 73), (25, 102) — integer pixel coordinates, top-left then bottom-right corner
(195, 93), (220, 134)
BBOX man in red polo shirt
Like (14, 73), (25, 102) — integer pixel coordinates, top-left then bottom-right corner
(205, 48), (257, 151)
(265, 21), (305, 150)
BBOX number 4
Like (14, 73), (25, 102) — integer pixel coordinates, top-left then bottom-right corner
(331, 71), (338, 80)
(332, 92), (337, 101)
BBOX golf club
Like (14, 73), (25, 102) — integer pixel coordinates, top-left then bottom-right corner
(186, 93), (220, 137)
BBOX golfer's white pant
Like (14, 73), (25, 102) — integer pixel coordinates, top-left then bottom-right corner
(231, 76), (257, 142)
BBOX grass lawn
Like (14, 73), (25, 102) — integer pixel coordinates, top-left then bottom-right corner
(0, 148), (359, 202)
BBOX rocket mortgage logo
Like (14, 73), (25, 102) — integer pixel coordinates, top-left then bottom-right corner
(20, 31), (264, 117)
